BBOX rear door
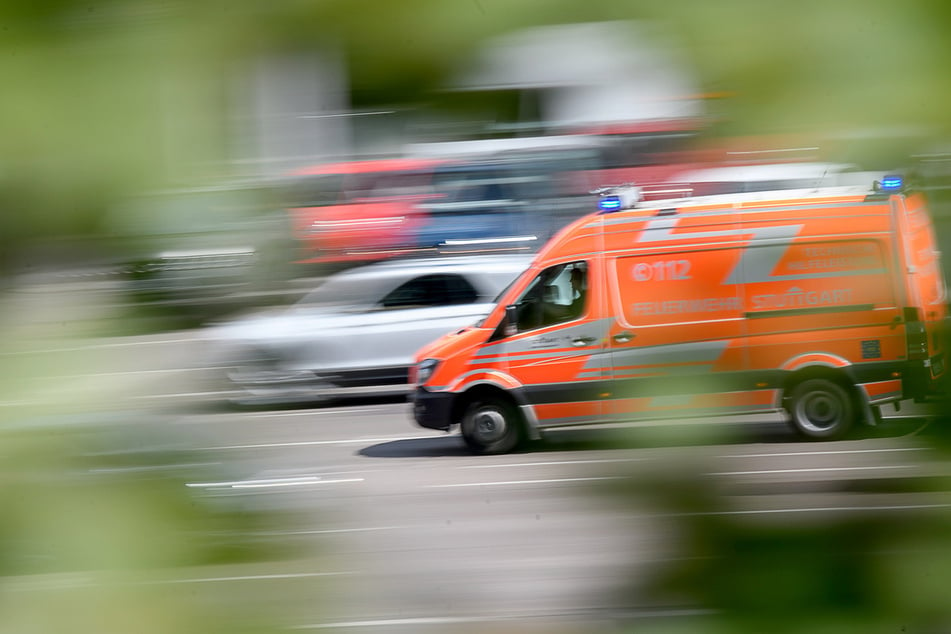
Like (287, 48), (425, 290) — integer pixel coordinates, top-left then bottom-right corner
(895, 192), (947, 382)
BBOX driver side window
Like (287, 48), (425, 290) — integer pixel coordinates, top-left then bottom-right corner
(511, 261), (587, 332)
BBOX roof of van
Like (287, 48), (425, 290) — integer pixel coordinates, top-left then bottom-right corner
(555, 179), (902, 235)
(641, 183), (883, 210)
(616, 166), (902, 212)
(533, 181), (904, 262)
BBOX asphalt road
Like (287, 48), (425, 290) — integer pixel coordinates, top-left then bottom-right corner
(144, 389), (951, 633)
(6, 280), (951, 633)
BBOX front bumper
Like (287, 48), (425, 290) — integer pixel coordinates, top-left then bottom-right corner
(411, 388), (454, 431)
(225, 368), (333, 405)
(226, 367), (411, 406)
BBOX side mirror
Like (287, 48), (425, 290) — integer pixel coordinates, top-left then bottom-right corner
(504, 304), (518, 337)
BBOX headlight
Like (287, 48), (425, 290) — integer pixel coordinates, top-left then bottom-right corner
(415, 358), (440, 385)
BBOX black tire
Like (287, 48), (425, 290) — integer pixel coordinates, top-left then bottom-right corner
(786, 379), (855, 440)
(460, 397), (522, 455)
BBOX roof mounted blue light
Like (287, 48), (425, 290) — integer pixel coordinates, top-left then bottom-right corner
(593, 184), (643, 212)
(598, 195), (622, 212)
(878, 174), (904, 192)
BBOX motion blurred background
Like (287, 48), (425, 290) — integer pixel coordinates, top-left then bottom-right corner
(4, 2), (951, 632)
(5, 0), (951, 284)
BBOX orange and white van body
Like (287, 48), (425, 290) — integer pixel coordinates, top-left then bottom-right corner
(411, 176), (947, 452)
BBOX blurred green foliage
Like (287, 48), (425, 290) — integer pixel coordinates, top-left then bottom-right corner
(2, 0), (951, 267)
(0, 415), (302, 633)
(3, 3), (951, 632)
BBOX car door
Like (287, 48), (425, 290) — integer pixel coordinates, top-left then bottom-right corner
(342, 272), (489, 377)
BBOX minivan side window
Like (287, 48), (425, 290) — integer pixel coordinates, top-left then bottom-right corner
(511, 261), (587, 332)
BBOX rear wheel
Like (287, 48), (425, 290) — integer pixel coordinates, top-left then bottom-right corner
(461, 397), (522, 455)
(786, 379), (855, 440)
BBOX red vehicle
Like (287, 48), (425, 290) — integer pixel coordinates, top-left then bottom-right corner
(284, 158), (448, 264)
(284, 132), (827, 266)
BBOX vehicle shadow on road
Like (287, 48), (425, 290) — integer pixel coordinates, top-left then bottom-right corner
(358, 416), (931, 459)
(359, 420), (798, 459)
(359, 435), (471, 458)
(173, 394), (409, 415)
(532, 420), (800, 453)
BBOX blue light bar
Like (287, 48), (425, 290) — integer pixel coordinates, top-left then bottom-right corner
(598, 195), (622, 211)
(880, 175), (903, 191)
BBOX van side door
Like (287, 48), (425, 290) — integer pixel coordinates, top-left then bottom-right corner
(605, 245), (749, 420)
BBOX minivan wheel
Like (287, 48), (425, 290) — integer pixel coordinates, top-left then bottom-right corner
(461, 397), (522, 455)
(786, 379), (855, 440)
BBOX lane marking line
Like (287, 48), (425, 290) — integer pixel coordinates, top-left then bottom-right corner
(186, 476), (364, 489)
(718, 447), (926, 459)
(427, 476), (624, 488)
(710, 465), (913, 476)
(459, 458), (641, 469)
(160, 572), (351, 583)
(670, 503), (951, 517)
(203, 436), (443, 450)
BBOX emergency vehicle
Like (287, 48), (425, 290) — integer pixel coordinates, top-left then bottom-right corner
(410, 173), (948, 454)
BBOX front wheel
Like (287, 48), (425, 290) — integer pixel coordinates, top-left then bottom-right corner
(786, 379), (856, 440)
(461, 397), (522, 455)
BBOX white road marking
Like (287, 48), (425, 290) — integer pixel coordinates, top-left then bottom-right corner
(0, 336), (207, 355)
(37, 368), (213, 379)
(203, 436), (443, 450)
(143, 392), (223, 399)
(186, 476), (363, 489)
(459, 458), (641, 469)
(294, 616), (495, 629)
(90, 462), (220, 475)
(160, 572), (350, 583)
(293, 609), (714, 629)
(169, 406), (398, 421)
(6, 571), (352, 591)
(427, 476), (624, 488)
(710, 465), (913, 476)
(258, 526), (410, 536)
(241, 406), (393, 418)
(718, 447), (926, 459)
(674, 503), (951, 516)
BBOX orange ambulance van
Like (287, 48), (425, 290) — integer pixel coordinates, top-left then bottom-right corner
(410, 174), (948, 454)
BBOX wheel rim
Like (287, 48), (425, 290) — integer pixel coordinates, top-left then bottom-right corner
(472, 406), (508, 444)
(796, 390), (843, 433)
